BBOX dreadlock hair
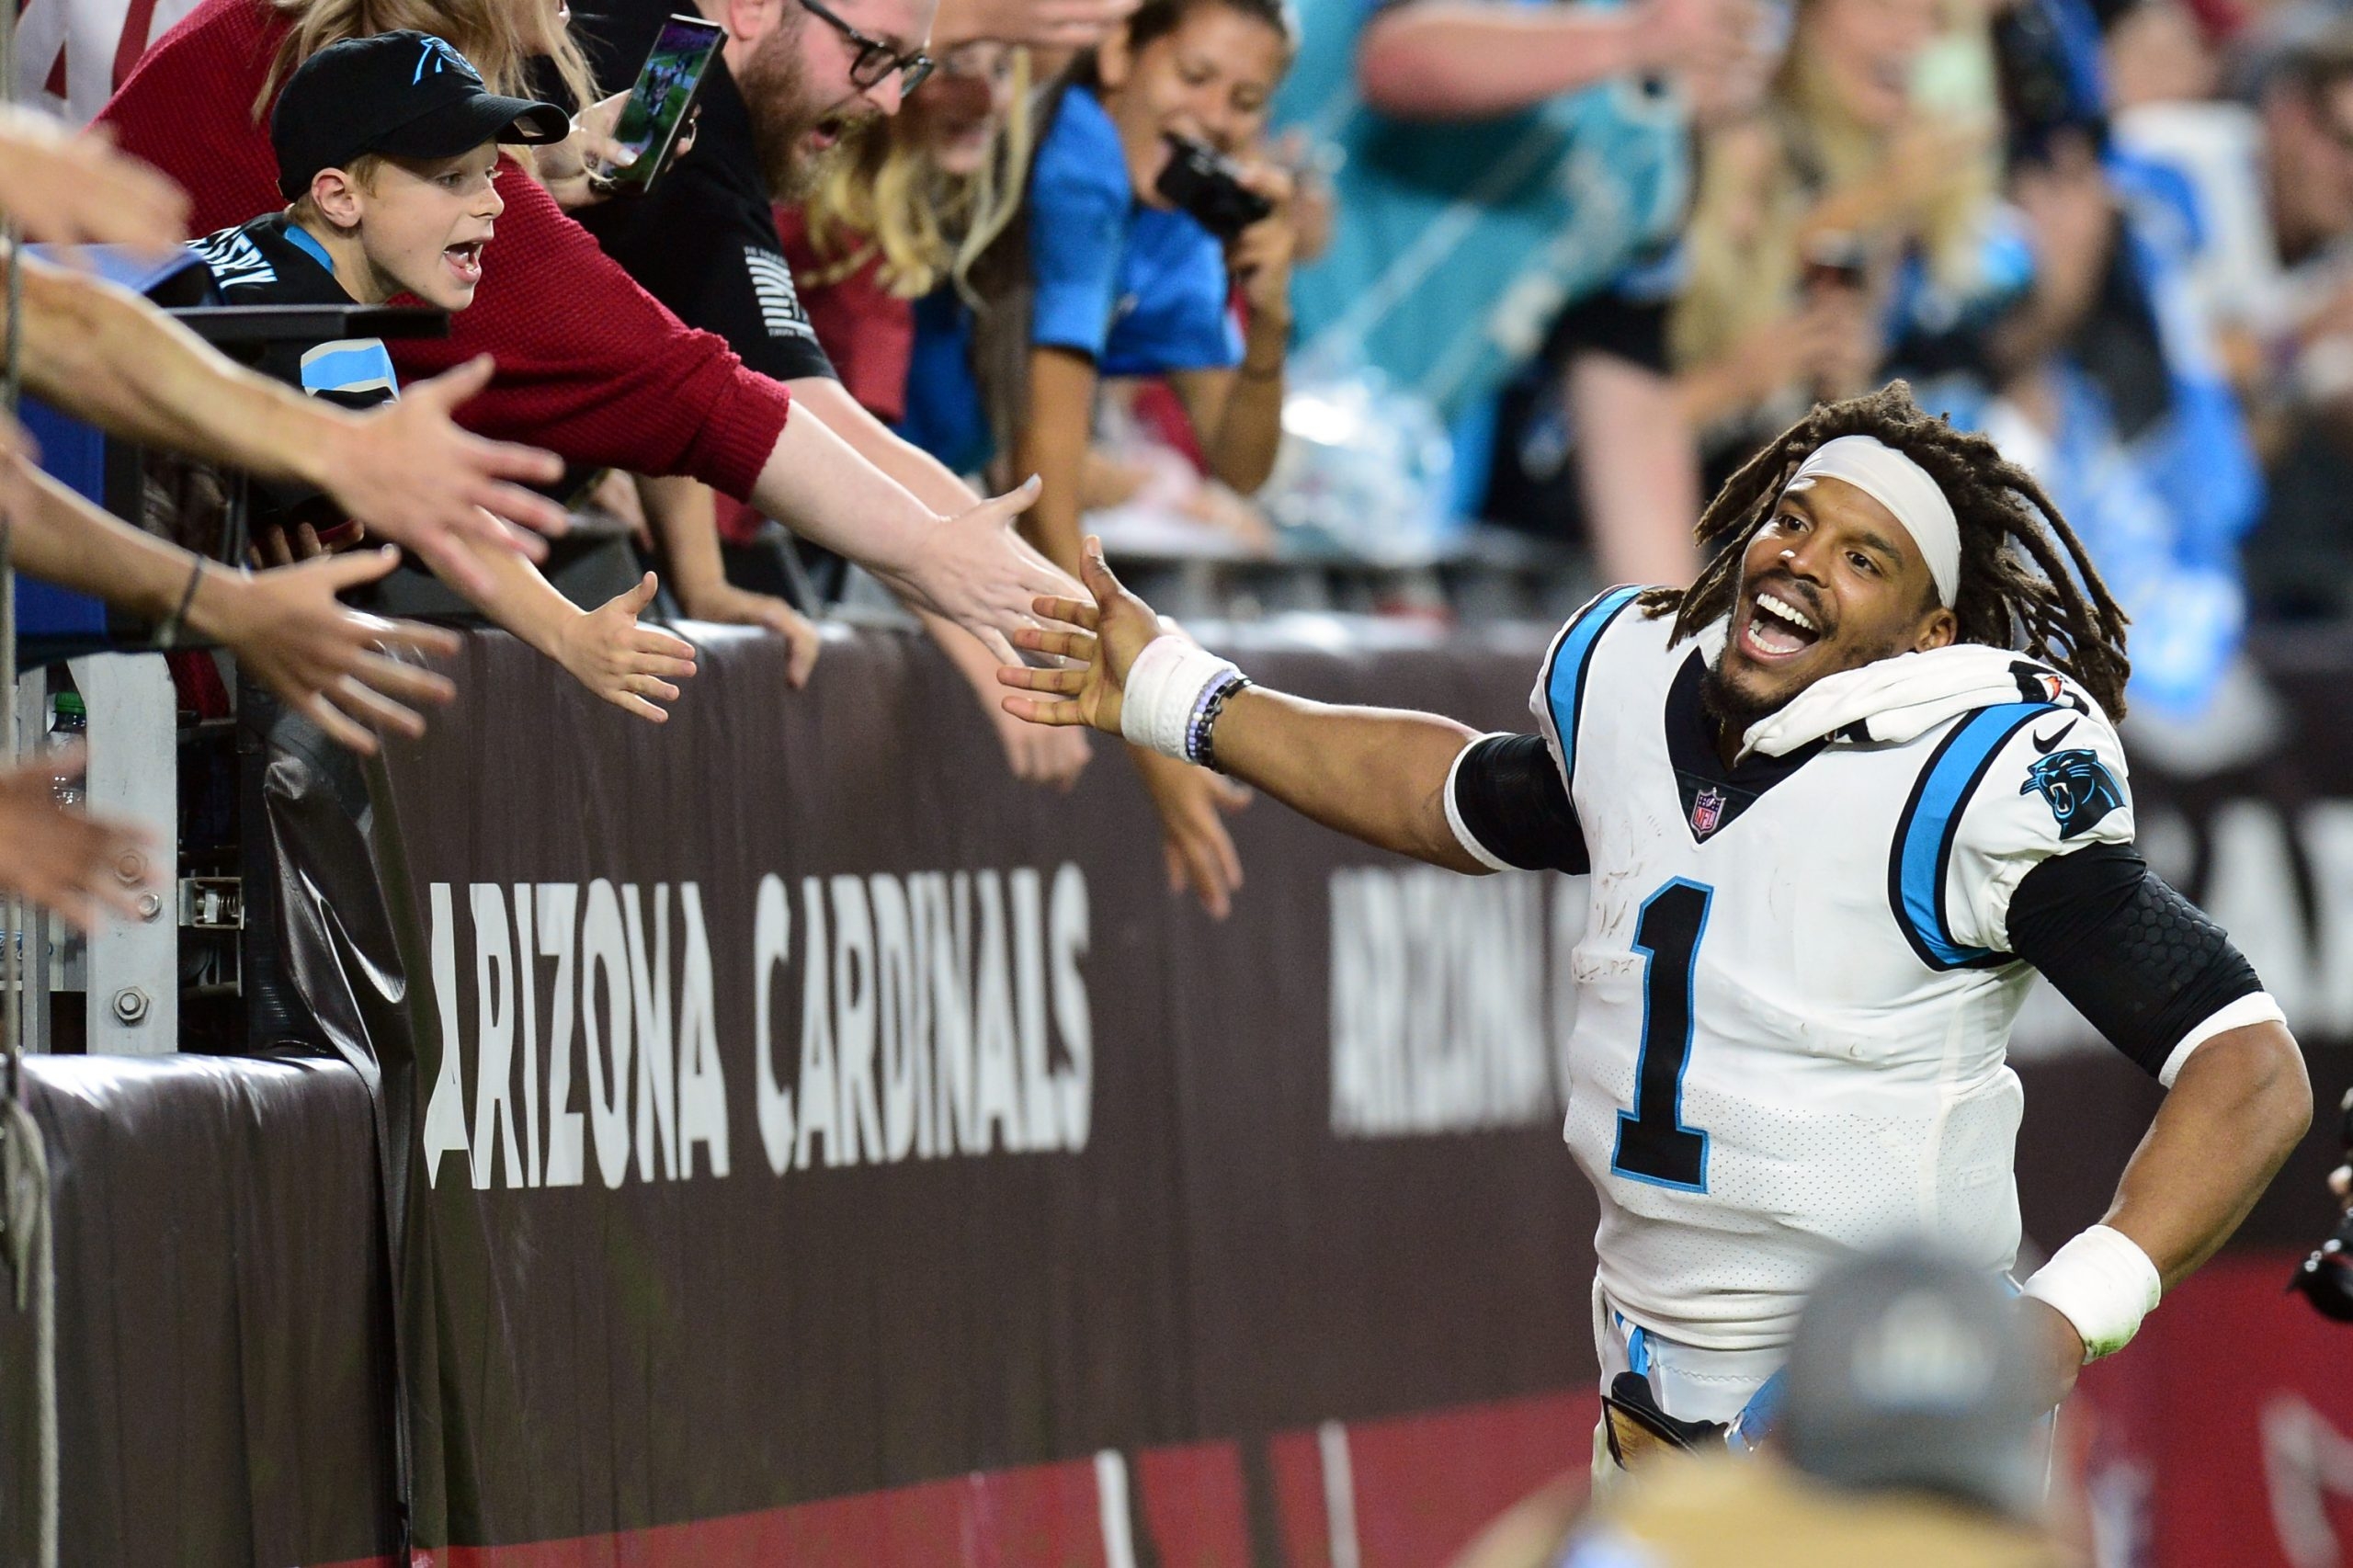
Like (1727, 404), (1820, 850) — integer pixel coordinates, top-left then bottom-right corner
(1637, 381), (2134, 718)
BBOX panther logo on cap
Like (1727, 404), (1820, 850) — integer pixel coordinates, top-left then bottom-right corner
(413, 34), (483, 84)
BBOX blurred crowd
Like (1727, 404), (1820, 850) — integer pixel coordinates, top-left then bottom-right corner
(679, 0), (2353, 743)
(1284, 0), (2353, 732)
(0, 0), (2347, 924)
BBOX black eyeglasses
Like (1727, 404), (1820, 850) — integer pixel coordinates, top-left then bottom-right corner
(796, 0), (935, 95)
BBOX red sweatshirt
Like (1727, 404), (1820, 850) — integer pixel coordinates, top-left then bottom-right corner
(96, 0), (792, 502)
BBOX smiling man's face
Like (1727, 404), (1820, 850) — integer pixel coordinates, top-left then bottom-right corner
(1705, 474), (1959, 736)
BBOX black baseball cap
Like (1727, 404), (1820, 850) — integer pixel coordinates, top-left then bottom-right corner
(271, 30), (571, 200)
(1780, 1245), (2050, 1520)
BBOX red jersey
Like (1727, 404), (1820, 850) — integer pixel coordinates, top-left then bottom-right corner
(96, 0), (793, 502)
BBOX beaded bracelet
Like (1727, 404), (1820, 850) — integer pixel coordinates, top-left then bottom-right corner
(1187, 671), (1253, 772)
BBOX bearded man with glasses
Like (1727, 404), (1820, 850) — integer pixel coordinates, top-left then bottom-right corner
(578, 0), (935, 389)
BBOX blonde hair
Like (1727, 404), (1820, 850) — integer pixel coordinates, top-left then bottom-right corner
(257, 0), (596, 157)
(801, 47), (1037, 303)
(1671, 0), (1995, 377)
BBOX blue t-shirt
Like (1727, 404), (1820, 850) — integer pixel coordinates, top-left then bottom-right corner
(895, 288), (993, 477)
(1028, 85), (1244, 377)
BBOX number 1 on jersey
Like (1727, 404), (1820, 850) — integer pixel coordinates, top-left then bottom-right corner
(1611, 878), (1712, 1191)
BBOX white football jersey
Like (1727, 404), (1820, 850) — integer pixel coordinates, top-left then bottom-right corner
(1531, 587), (2133, 1351)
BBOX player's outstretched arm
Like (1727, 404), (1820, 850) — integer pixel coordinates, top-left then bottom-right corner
(1000, 536), (1493, 872)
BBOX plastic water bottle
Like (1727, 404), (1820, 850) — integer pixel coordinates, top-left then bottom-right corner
(50, 692), (85, 808)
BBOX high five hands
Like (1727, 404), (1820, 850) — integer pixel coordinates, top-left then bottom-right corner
(996, 534), (1160, 733)
(997, 536), (1249, 917)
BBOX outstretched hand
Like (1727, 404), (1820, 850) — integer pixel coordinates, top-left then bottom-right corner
(321, 357), (571, 597)
(996, 705), (1094, 790)
(995, 534), (1167, 734)
(0, 108), (188, 254)
(998, 538), (1249, 916)
(881, 476), (1075, 658)
(555, 572), (700, 722)
(677, 578), (822, 687)
(1131, 745), (1248, 918)
(0, 744), (157, 932)
(928, 608), (1091, 790)
(198, 546), (461, 755)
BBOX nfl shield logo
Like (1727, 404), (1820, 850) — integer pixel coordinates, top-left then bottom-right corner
(1690, 789), (1725, 837)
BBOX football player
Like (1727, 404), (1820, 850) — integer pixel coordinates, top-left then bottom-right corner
(998, 382), (2311, 1448)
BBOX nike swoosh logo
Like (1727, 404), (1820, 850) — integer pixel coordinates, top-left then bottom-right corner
(2032, 719), (2078, 754)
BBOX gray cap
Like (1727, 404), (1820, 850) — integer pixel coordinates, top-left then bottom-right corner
(1780, 1244), (2049, 1520)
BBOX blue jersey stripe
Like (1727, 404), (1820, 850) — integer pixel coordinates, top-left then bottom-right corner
(1542, 585), (1643, 791)
(1890, 701), (2052, 969)
(281, 222), (336, 276)
(300, 342), (399, 398)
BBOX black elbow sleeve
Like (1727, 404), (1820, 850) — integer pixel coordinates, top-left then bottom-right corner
(2007, 844), (2264, 1077)
(1451, 733), (1589, 875)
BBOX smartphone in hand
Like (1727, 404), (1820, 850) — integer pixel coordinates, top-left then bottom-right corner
(602, 15), (727, 193)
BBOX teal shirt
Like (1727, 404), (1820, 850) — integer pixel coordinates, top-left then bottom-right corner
(1273, 0), (1690, 422)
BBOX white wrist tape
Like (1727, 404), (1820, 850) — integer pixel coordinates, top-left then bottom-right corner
(1120, 636), (1240, 760)
(2021, 1225), (2162, 1363)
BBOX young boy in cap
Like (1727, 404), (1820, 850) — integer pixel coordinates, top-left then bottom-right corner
(187, 30), (699, 725)
(193, 30), (569, 402)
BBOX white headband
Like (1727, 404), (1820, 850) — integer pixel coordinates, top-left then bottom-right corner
(1782, 435), (1961, 607)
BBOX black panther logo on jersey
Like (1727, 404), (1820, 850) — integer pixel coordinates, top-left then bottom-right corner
(2020, 745), (2124, 839)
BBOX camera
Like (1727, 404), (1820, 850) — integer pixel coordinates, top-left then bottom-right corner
(1155, 135), (1273, 243)
(2290, 1088), (2353, 1322)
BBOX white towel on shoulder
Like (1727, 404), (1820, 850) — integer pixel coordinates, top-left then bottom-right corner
(1736, 644), (2076, 760)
